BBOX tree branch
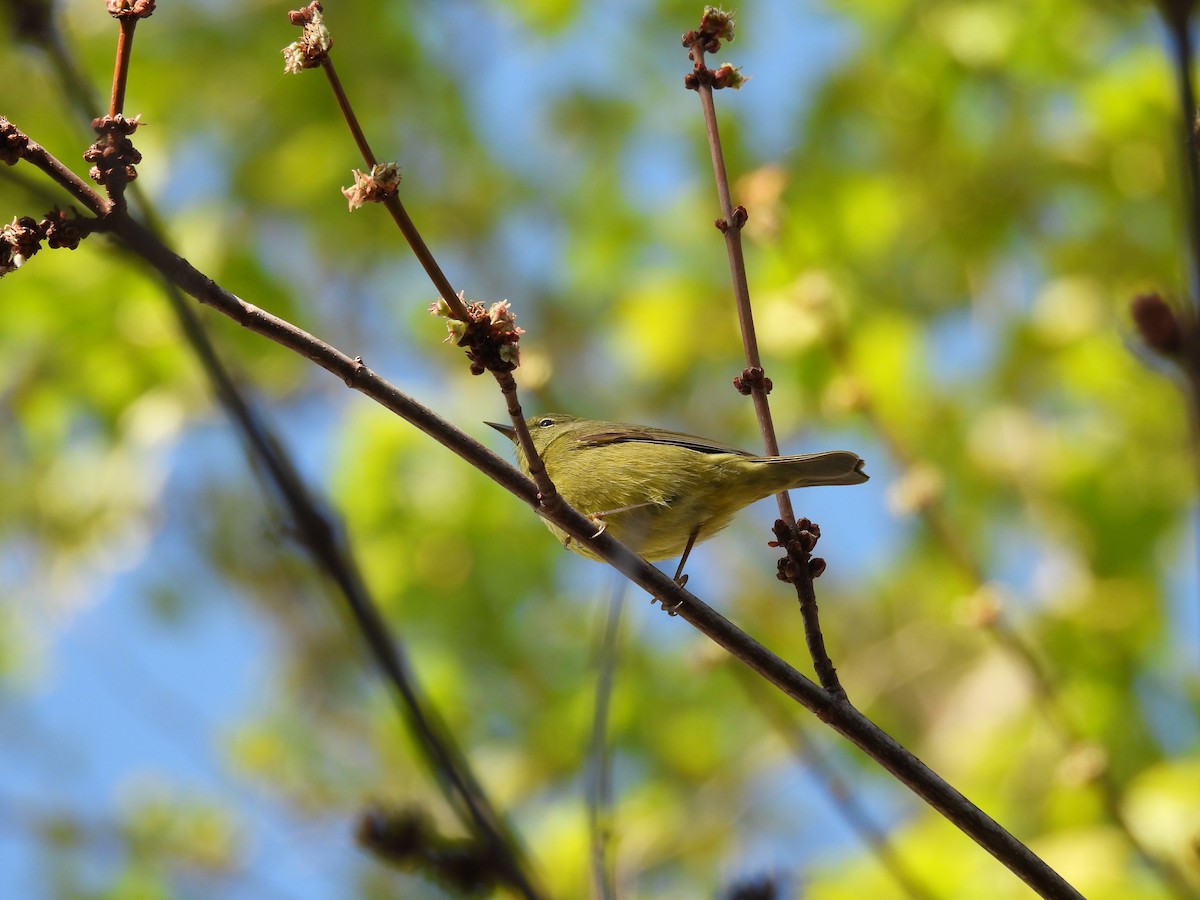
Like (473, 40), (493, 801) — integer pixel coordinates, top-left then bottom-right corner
(98, 205), (1082, 900)
(684, 13), (843, 696)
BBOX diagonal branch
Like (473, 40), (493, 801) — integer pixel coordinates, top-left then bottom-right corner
(5, 10), (545, 894)
(100, 204), (1082, 900)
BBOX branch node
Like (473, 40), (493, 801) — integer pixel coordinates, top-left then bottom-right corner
(698, 6), (736, 44)
(536, 490), (562, 515)
(84, 114), (143, 194)
(343, 162), (401, 210)
(343, 356), (371, 388)
(710, 62), (747, 90)
(682, 8), (738, 90)
(41, 207), (92, 250)
(771, 518), (823, 583)
(430, 293), (524, 375)
(732, 366), (772, 395)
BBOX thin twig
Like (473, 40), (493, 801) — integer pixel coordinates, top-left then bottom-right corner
(685, 28), (842, 696)
(109, 17), (135, 117)
(320, 56), (376, 168)
(11, 130), (110, 216)
(1157, 0), (1200, 672)
(1161, 4), (1200, 306)
(587, 581), (626, 900)
(318, 56), (458, 311)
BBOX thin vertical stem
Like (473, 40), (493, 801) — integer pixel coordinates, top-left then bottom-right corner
(109, 17), (135, 116)
(587, 581), (626, 900)
(1163, 9), (1200, 306)
(689, 39), (840, 696)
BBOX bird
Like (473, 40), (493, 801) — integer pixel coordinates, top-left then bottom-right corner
(488, 413), (868, 580)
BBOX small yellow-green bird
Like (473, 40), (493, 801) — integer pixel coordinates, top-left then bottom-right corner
(488, 414), (868, 573)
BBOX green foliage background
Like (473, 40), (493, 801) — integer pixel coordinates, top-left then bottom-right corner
(2, 0), (1198, 897)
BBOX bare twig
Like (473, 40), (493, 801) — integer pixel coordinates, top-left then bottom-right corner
(1160, 0), (1200, 306)
(587, 582), (626, 900)
(683, 11), (843, 697)
(1155, 0), (1200, 664)
(6, 125), (109, 215)
(108, 16), (136, 117)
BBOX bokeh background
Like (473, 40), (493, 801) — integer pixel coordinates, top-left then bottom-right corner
(2, 0), (1198, 897)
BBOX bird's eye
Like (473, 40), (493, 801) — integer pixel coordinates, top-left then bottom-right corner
(537, 417), (554, 427)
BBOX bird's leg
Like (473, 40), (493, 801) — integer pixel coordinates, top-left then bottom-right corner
(563, 515), (609, 553)
(563, 501), (660, 551)
(582, 501), (658, 539)
(672, 526), (700, 585)
(664, 526), (701, 615)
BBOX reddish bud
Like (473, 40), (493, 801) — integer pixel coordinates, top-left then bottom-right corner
(1131, 293), (1182, 355)
(732, 366), (773, 396)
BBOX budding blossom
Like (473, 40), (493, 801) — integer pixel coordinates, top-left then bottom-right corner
(429, 292), (524, 373)
(712, 63), (748, 89)
(699, 6), (735, 41)
(341, 163), (401, 210)
(282, 3), (331, 73)
(488, 300), (523, 365)
(429, 293), (469, 343)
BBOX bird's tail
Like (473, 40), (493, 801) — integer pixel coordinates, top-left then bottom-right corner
(751, 451), (870, 490)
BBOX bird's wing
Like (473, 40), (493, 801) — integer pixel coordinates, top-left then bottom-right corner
(575, 424), (751, 457)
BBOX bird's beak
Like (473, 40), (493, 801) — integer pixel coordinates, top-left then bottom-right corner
(485, 421), (517, 440)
